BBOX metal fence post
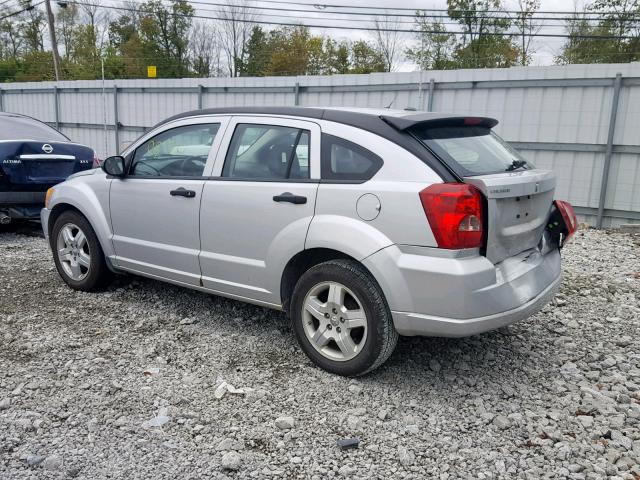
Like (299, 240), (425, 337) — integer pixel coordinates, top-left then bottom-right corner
(294, 82), (300, 106)
(596, 73), (623, 229)
(427, 78), (435, 112)
(198, 84), (204, 110)
(113, 85), (119, 154)
(53, 85), (60, 130)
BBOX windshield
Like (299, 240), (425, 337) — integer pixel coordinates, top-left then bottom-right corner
(0, 114), (69, 142)
(410, 125), (533, 177)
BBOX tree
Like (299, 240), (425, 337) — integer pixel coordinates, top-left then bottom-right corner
(0, 19), (23, 59)
(56, 3), (79, 59)
(556, 0), (640, 64)
(219, 0), (255, 77)
(20, 1), (46, 53)
(323, 38), (350, 74)
(139, 0), (194, 78)
(239, 25), (271, 76)
(447, 0), (519, 68)
(372, 16), (402, 72)
(189, 21), (221, 77)
(406, 11), (456, 69)
(350, 40), (386, 74)
(514, 0), (541, 65)
(266, 26), (312, 75)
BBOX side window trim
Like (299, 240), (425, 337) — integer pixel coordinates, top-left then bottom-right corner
(128, 123), (220, 178)
(221, 123), (311, 181)
(119, 116), (231, 179)
(320, 133), (383, 183)
(210, 116), (321, 179)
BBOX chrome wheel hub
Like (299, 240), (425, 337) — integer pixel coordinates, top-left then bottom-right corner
(56, 223), (90, 281)
(302, 281), (368, 362)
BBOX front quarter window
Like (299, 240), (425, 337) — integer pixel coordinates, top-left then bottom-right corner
(130, 123), (220, 177)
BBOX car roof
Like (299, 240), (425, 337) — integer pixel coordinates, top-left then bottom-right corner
(156, 107), (498, 183)
(160, 106), (497, 131)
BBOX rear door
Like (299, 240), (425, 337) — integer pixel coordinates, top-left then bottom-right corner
(110, 117), (228, 285)
(411, 122), (555, 264)
(199, 116), (320, 305)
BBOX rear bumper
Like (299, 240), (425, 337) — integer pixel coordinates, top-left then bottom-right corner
(391, 274), (560, 337)
(0, 191), (46, 205)
(0, 192), (47, 220)
(363, 245), (562, 337)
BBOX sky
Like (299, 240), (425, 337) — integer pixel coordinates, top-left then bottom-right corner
(235, 0), (587, 67)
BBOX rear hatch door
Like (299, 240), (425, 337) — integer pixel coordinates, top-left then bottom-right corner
(0, 141), (93, 190)
(464, 170), (555, 263)
(400, 115), (556, 264)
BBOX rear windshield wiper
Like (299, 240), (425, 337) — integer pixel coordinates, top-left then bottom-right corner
(505, 159), (528, 171)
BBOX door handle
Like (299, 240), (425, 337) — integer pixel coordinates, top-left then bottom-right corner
(273, 192), (307, 205)
(170, 187), (196, 198)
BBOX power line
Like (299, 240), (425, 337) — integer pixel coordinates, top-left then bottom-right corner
(0, 1), (45, 20)
(62, 0), (639, 40)
(185, 0), (640, 22)
(248, 0), (640, 17)
(174, 1), (573, 28)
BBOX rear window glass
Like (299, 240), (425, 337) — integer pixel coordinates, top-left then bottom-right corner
(0, 115), (68, 142)
(410, 126), (533, 177)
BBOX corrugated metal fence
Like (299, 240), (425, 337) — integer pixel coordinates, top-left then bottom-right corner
(1, 63), (639, 227)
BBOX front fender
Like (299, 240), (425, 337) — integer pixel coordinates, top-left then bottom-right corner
(47, 176), (114, 258)
(305, 214), (393, 260)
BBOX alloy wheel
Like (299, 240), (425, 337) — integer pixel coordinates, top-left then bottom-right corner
(56, 223), (91, 281)
(301, 281), (368, 362)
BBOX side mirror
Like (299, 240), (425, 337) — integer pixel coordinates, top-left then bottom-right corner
(102, 155), (126, 177)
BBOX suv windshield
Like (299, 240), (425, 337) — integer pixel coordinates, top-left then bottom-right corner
(410, 125), (533, 177)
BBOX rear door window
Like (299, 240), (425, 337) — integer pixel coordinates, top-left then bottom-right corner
(410, 125), (533, 177)
(321, 134), (382, 182)
(222, 124), (310, 180)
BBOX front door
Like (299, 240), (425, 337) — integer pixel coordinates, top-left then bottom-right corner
(110, 119), (226, 285)
(199, 117), (320, 305)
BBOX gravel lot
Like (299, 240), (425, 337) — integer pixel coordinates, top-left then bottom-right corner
(1, 225), (639, 479)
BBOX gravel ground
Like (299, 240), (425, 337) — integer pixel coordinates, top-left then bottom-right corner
(1, 225), (639, 479)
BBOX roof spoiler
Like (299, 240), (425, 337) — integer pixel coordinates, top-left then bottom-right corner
(380, 114), (499, 131)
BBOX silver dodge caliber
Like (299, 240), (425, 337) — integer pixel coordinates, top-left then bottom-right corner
(42, 107), (577, 376)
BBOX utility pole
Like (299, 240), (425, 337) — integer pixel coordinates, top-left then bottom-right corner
(44, 0), (62, 81)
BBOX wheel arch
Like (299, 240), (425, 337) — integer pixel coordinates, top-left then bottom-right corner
(280, 247), (378, 313)
(47, 200), (114, 261)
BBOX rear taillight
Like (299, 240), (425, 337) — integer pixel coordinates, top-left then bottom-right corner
(419, 183), (485, 249)
(92, 152), (102, 168)
(554, 200), (578, 245)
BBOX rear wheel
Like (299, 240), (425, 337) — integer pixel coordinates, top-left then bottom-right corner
(51, 210), (112, 291)
(290, 259), (398, 376)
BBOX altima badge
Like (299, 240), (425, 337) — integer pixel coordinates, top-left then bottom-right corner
(42, 144), (53, 153)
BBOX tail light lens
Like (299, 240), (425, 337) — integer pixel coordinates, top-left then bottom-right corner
(554, 200), (578, 245)
(92, 152), (102, 168)
(419, 183), (485, 249)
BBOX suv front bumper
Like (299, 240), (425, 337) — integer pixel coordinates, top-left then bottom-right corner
(363, 245), (562, 337)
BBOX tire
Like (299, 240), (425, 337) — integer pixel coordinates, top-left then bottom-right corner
(50, 210), (112, 292)
(290, 259), (398, 376)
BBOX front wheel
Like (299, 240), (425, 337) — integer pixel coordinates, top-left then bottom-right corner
(51, 210), (112, 292)
(290, 259), (398, 376)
